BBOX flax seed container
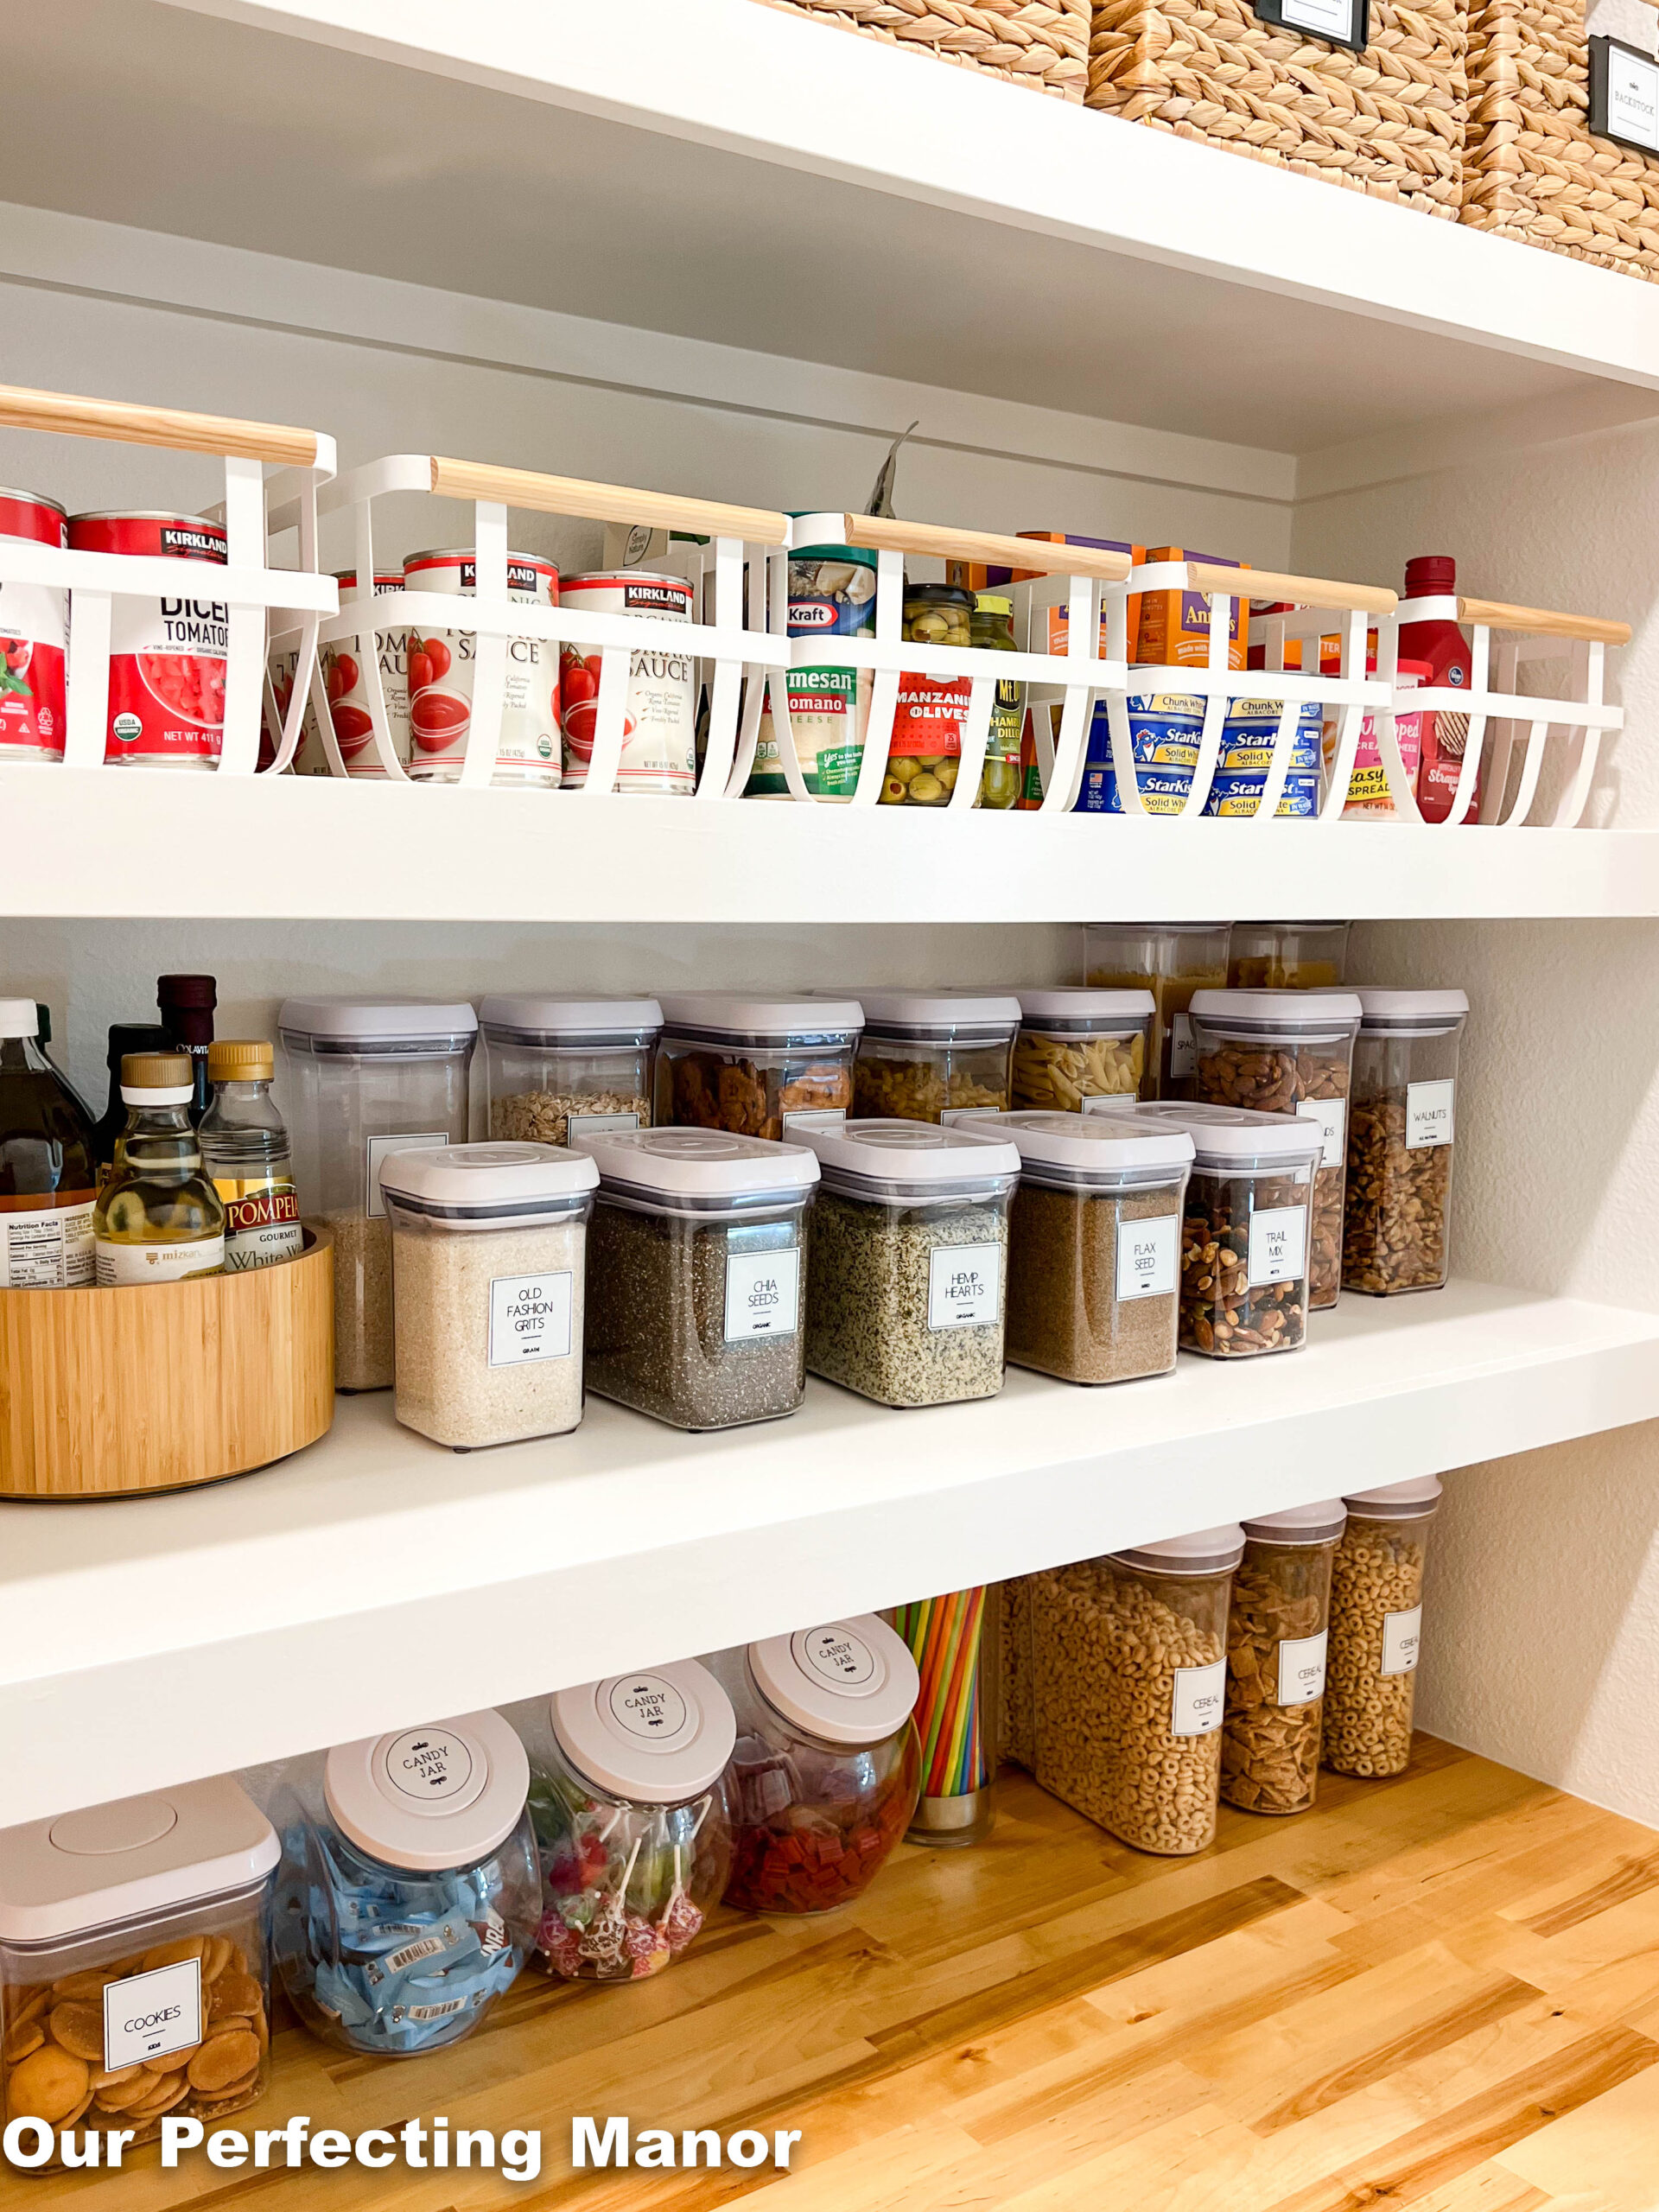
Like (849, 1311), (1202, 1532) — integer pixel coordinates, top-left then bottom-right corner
(559, 570), (697, 795)
(0, 489), (68, 766)
(404, 548), (560, 786)
(69, 512), (228, 768)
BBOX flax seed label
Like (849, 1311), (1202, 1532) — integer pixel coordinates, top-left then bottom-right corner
(1116, 1214), (1178, 1300)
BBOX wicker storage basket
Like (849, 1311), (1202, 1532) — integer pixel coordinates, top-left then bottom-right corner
(1461, 0), (1659, 276)
(762, 0), (1090, 97)
(1086, 0), (1469, 216)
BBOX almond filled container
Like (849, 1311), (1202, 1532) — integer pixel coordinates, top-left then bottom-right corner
(1343, 990), (1468, 1296)
(1222, 1501), (1346, 1817)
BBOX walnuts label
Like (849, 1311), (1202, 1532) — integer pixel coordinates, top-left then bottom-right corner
(1406, 1080), (1455, 1149)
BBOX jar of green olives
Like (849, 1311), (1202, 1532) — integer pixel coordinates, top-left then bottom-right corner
(884, 583), (974, 806)
(973, 594), (1022, 811)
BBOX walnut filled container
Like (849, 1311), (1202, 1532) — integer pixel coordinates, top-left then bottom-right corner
(1012, 987), (1154, 1108)
(851, 989), (1020, 1121)
(1222, 1500), (1346, 1817)
(656, 994), (861, 1141)
(1344, 989), (1467, 1295)
(1325, 1477), (1442, 1779)
(1082, 923), (1229, 1099)
(480, 995), (661, 1147)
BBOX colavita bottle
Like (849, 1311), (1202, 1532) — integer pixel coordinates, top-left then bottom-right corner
(158, 972), (217, 1122)
(200, 1039), (303, 1271)
(92, 1022), (171, 1177)
(92, 1052), (226, 1285)
(0, 997), (98, 1287)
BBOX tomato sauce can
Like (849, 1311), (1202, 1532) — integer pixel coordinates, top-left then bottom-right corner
(402, 547), (559, 785)
(558, 570), (696, 795)
(0, 489), (69, 766)
(68, 510), (228, 769)
(264, 569), (408, 776)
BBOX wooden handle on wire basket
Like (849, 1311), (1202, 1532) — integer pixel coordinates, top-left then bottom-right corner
(1455, 597), (1631, 645)
(429, 458), (789, 544)
(839, 515), (1135, 582)
(1189, 564), (1398, 616)
(0, 385), (327, 467)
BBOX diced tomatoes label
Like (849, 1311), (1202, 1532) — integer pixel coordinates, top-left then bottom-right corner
(70, 514), (228, 769)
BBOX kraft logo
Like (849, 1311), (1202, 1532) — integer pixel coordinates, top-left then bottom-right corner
(790, 601), (840, 629)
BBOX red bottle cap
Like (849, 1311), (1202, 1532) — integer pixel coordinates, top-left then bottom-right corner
(157, 974), (218, 1011)
(1404, 556), (1457, 596)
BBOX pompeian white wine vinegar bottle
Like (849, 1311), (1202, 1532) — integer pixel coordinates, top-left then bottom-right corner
(200, 1039), (303, 1271)
(92, 1052), (226, 1285)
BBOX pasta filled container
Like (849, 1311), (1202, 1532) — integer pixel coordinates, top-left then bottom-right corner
(1081, 924), (1229, 1099)
(480, 995), (661, 1147)
(1012, 988), (1154, 1109)
(851, 990), (1020, 1122)
(655, 994), (861, 1140)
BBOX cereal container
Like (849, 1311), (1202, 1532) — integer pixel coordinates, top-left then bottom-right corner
(403, 546), (560, 786)
(381, 1141), (598, 1449)
(0, 488), (68, 766)
(1324, 1477), (1442, 1779)
(274, 1710), (539, 2056)
(1344, 989), (1467, 1296)
(523, 1662), (734, 1980)
(575, 1126), (818, 1430)
(0, 1777), (276, 2169)
(799, 1118), (1020, 1408)
(721, 1617), (921, 1915)
(1012, 988), (1154, 1109)
(1082, 924), (1230, 1098)
(1226, 922), (1351, 989)
(1222, 1500), (1347, 1817)
(277, 996), (477, 1391)
(852, 989), (1020, 1122)
(656, 994), (862, 1139)
(1189, 990), (1363, 1310)
(481, 994), (662, 1147)
(745, 516), (875, 801)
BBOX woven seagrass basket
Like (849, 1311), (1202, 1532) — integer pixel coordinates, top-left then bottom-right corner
(1462, 0), (1659, 276)
(1085, 0), (1469, 216)
(761, 0), (1090, 98)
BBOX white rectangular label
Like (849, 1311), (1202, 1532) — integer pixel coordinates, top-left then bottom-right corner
(1297, 1096), (1346, 1168)
(1248, 1205), (1306, 1286)
(1171, 1657), (1226, 1737)
(1168, 1012), (1195, 1077)
(723, 1246), (801, 1340)
(1381, 1604), (1422, 1676)
(1281, 0), (1357, 37)
(1609, 47), (1659, 149)
(366, 1131), (449, 1217)
(0, 1198), (94, 1287)
(104, 1958), (202, 2071)
(928, 1242), (1002, 1330)
(488, 1269), (574, 1366)
(781, 1107), (847, 1133)
(1277, 1629), (1329, 1707)
(1116, 1213), (1179, 1301)
(566, 1109), (639, 1139)
(95, 1233), (225, 1285)
(1406, 1079), (1455, 1150)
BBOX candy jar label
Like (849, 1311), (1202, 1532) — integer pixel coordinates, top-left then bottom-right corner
(801, 1624), (877, 1688)
(383, 1728), (475, 1802)
(609, 1675), (689, 1739)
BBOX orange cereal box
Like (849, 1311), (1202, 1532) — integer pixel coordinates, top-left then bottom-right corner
(1136, 548), (1250, 670)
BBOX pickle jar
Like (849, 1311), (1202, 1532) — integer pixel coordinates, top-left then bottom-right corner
(1344, 988), (1468, 1295)
(1324, 1476), (1442, 1779)
(971, 594), (1022, 810)
(852, 989), (1020, 1122)
(1227, 920), (1351, 989)
(655, 993), (862, 1140)
(480, 994), (661, 1146)
(1012, 987), (1155, 1109)
(723, 1617), (922, 1916)
(1081, 923), (1230, 1098)
(883, 583), (975, 805)
(1222, 1500), (1347, 1817)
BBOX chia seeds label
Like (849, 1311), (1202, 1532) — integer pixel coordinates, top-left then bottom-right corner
(723, 1246), (802, 1340)
(69, 512), (228, 769)
(0, 488), (68, 766)
(747, 547), (875, 801)
(559, 570), (696, 795)
(404, 549), (560, 787)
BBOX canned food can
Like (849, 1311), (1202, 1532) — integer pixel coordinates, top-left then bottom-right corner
(559, 570), (696, 795)
(403, 548), (560, 786)
(1077, 763), (1195, 817)
(0, 488), (68, 766)
(67, 510), (227, 770)
(1204, 772), (1322, 818)
(1218, 696), (1322, 775)
(747, 529), (875, 801)
(321, 569), (412, 777)
(1074, 694), (1203, 811)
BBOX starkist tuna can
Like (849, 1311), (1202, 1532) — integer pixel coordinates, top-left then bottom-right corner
(68, 510), (228, 769)
(403, 547), (560, 787)
(558, 569), (696, 795)
(0, 488), (68, 766)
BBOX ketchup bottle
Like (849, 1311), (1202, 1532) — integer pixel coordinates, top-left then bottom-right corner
(1401, 556), (1475, 823)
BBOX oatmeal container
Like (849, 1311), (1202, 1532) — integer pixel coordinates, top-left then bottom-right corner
(1226, 921), (1351, 990)
(274, 1710), (538, 2057)
(722, 1617), (921, 1915)
(522, 1662), (735, 1981)
(68, 511), (227, 769)
(278, 996), (477, 1391)
(1012, 988), (1154, 1109)
(799, 1118), (1020, 1408)
(403, 547), (560, 786)
(851, 989), (1020, 1122)
(0, 488), (68, 766)
(575, 1126), (817, 1430)
(559, 570), (696, 795)
(1082, 923), (1230, 1098)
(1190, 989), (1363, 1309)
(1344, 989), (1468, 1296)
(656, 993), (862, 1140)
(1222, 1500), (1347, 1818)
(481, 994), (662, 1147)
(1324, 1476), (1442, 1780)
(0, 1777), (277, 2169)
(381, 1141), (597, 1450)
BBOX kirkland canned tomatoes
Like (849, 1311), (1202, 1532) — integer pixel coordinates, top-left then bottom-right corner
(0, 489), (68, 766)
(403, 548), (559, 786)
(321, 569), (412, 778)
(559, 570), (696, 796)
(69, 511), (228, 769)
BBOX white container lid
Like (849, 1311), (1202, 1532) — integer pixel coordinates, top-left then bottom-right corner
(854, 988), (1021, 1039)
(1111, 1524), (1246, 1574)
(1188, 988), (1363, 1033)
(747, 1616), (919, 1747)
(1343, 1474), (1445, 1519)
(956, 1109), (1193, 1179)
(0, 1777), (278, 1946)
(799, 1116), (1020, 1194)
(1015, 987), (1155, 1029)
(478, 994), (663, 1039)
(324, 1709), (530, 1873)
(1090, 1097), (1325, 1167)
(0, 998), (39, 1038)
(1242, 1498), (1348, 1544)
(550, 1661), (736, 1803)
(657, 991), (863, 1042)
(378, 1140), (598, 1217)
(278, 995), (478, 1046)
(1355, 988), (1470, 1029)
(571, 1125), (818, 1200)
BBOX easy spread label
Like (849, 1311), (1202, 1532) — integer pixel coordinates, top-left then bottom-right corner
(104, 1960), (202, 2071)
(1406, 1079), (1455, 1150)
(1277, 1630), (1329, 1706)
(723, 1247), (801, 1341)
(489, 1270), (574, 1365)
(1381, 1605), (1423, 1676)
(1248, 1206), (1306, 1286)
(1171, 1658), (1226, 1737)
(928, 1243), (1002, 1330)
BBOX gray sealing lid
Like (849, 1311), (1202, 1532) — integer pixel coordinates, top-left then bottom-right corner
(1111, 1523), (1247, 1574)
(1242, 1498), (1348, 1544)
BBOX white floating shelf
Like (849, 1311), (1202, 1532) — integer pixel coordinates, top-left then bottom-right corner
(4, 1278), (1656, 1824)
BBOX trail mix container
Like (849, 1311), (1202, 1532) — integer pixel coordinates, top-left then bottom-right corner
(1083, 923), (1230, 1098)
(969, 1109), (1192, 1386)
(1344, 989), (1467, 1296)
(800, 1118), (1020, 1408)
(575, 1126), (817, 1430)
(883, 584), (975, 804)
(277, 996), (477, 1390)
(69, 510), (228, 769)
(746, 515), (875, 801)
(481, 994), (661, 1147)
(1222, 1501), (1346, 1818)
(656, 993), (861, 1140)
(0, 1778), (276, 2166)
(0, 487), (68, 766)
(1325, 1477), (1441, 1779)
(381, 1142), (598, 1449)
(852, 989), (1020, 1121)
(524, 1663), (734, 1981)
(1226, 922), (1351, 989)
(1189, 990), (1363, 1310)
(723, 1618), (921, 1915)
(274, 1711), (538, 2056)
(403, 547), (560, 786)
(1012, 988), (1154, 1109)
(559, 569), (697, 796)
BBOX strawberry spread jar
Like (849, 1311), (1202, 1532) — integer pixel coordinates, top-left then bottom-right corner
(68, 511), (228, 769)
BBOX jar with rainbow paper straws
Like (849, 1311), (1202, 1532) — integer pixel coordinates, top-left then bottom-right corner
(889, 1587), (995, 1847)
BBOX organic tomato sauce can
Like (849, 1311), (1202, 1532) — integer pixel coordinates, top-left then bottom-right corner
(402, 547), (559, 786)
(68, 510), (228, 769)
(558, 570), (696, 795)
(264, 568), (410, 777)
(0, 488), (68, 766)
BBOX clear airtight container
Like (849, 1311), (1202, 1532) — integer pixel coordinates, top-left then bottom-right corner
(1012, 988), (1154, 1109)
(1344, 988), (1468, 1296)
(480, 995), (661, 1146)
(655, 994), (862, 1140)
(1325, 1477), (1442, 1779)
(0, 1777), (277, 2168)
(273, 1709), (538, 2057)
(523, 1662), (735, 1981)
(380, 1141), (598, 1449)
(722, 1618), (921, 1915)
(575, 1126), (818, 1429)
(1227, 920), (1351, 989)
(851, 989), (1020, 1122)
(1222, 1500), (1347, 1817)
(799, 1118), (1020, 1408)
(1082, 923), (1230, 1099)
(278, 996), (477, 1390)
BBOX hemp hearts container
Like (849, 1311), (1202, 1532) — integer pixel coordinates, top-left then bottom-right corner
(1082, 923), (1230, 1099)
(1189, 990), (1363, 1310)
(480, 995), (661, 1147)
(1325, 1477), (1442, 1780)
(1222, 1501), (1347, 1818)
(656, 993), (862, 1140)
(274, 1710), (539, 2056)
(575, 1127), (817, 1430)
(278, 996), (476, 1390)
(0, 1777), (276, 2167)
(524, 1662), (734, 1982)
(1344, 990), (1468, 1296)
(380, 1141), (597, 1449)
(851, 989), (1020, 1122)
(1012, 988), (1154, 1109)
(723, 1617), (921, 1916)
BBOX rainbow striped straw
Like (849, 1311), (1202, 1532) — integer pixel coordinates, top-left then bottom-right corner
(893, 1587), (990, 1805)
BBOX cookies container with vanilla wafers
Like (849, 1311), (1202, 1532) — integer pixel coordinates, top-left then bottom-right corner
(0, 1777), (276, 2167)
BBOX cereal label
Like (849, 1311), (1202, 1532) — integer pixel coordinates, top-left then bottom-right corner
(927, 1242), (1002, 1330)
(724, 1247), (802, 1341)
(1277, 1629), (1329, 1706)
(1406, 1078), (1455, 1150)
(1247, 1205), (1306, 1285)
(1170, 1657), (1226, 1736)
(104, 1958), (202, 2071)
(1116, 1213), (1178, 1301)
(488, 1268), (574, 1366)
(1296, 1096), (1347, 1167)
(1381, 1604), (1423, 1676)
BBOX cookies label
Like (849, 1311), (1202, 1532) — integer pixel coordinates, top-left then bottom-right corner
(104, 1958), (203, 2070)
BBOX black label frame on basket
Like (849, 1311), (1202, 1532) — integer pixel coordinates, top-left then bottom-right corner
(1253, 0), (1370, 54)
(1589, 35), (1659, 155)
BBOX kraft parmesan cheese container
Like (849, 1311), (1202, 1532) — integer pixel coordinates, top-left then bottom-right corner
(747, 515), (875, 801)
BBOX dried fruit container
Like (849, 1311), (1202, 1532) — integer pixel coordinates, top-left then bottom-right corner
(0, 1777), (277, 2168)
(523, 1662), (735, 1980)
(851, 989), (1020, 1122)
(1222, 1501), (1347, 1817)
(1344, 989), (1468, 1295)
(1325, 1477), (1443, 1778)
(656, 994), (862, 1140)
(1012, 988), (1154, 1108)
(1082, 923), (1230, 1098)
(1226, 921), (1351, 989)
(273, 1709), (539, 2056)
(480, 995), (661, 1146)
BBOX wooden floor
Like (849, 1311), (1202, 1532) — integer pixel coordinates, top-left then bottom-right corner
(37, 1739), (1659, 2210)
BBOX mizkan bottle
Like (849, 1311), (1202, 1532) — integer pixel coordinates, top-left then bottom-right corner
(1399, 556), (1475, 825)
(92, 1053), (226, 1285)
